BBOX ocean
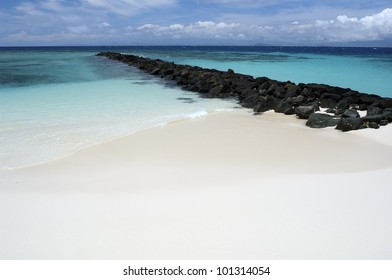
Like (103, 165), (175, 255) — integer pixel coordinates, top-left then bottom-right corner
(1, 46), (392, 169)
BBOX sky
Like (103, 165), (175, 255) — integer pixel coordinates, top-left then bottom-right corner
(0, 0), (391, 46)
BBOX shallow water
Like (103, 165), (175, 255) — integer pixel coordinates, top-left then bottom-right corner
(0, 49), (237, 169)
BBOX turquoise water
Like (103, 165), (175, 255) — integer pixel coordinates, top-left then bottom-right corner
(1, 46), (391, 169)
(0, 49), (237, 169)
(127, 47), (392, 97)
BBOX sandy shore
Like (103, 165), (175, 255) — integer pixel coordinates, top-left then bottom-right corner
(1, 110), (392, 259)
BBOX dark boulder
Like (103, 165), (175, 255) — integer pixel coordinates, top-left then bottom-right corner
(239, 88), (257, 101)
(275, 99), (293, 113)
(336, 99), (350, 110)
(241, 92), (260, 108)
(379, 98), (392, 109)
(380, 120), (389, 126)
(362, 114), (385, 124)
(338, 95), (360, 109)
(284, 84), (299, 98)
(342, 108), (360, 118)
(358, 103), (368, 111)
(367, 107), (383, 116)
(268, 84), (286, 99)
(283, 107), (296, 115)
(175, 75), (189, 86)
(180, 69), (191, 78)
(320, 98), (338, 108)
(150, 68), (161, 75)
(306, 113), (341, 128)
(335, 117), (363, 132)
(334, 108), (346, 116)
(359, 94), (381, 105)
(320, 93), (342, 101)
(295, 104), (320, 119)
(368, 122), (380, 129)
(254, 96), (276, 113)
(325, 108), (336, 114)
(300, 87), (313, 97)
(194, 78), (210, 93)
(207, 85), (230, 98)
(384, 109), (392, 121)
(290, 95), (306, 106)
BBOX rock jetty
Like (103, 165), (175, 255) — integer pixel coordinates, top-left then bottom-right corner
(97, 51), (392, 131)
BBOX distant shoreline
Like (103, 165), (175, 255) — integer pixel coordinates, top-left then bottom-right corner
(2, 45), (392, 49)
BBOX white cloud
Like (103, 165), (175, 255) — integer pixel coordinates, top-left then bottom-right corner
(196, 0), (280, 7)
(134, 21), (245, 40)
(169, 24), (184, 30)
(41, 0), (66, 12)
(15, 2), (45, 16)
(67, 25), (91, 34)
(132, 8), (392, 44)
(99, 21), (111, 27)
(361, 8), (392, 35)
(137, 24), (162, 31)
(4, 29), (121, 46)
(82, 0), (177, 16)
(309, 8), (392, 42)
(2, 2), (392, 46)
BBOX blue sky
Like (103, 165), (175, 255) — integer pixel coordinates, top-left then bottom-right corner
(0, 0), (391, 46)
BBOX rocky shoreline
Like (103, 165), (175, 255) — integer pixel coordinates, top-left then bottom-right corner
(97, 51), (392, 131)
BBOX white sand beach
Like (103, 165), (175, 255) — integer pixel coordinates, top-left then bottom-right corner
(1, 110), (392, 259)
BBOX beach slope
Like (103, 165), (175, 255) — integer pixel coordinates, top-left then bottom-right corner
(1, 110), (392, 259)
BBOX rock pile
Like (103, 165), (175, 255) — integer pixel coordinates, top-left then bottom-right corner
(97, 51), (392, 131)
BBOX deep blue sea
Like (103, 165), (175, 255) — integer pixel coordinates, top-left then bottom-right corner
(1, 46), (392, 169)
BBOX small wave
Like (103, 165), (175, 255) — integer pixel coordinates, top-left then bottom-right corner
(215, 108), (235, 112)
(184, 108), (208, 119)
(159, 108), (208, 126)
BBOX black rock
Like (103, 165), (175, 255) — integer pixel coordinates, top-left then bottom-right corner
(335, 117), (363, 132)
(385, 109), (392, 121)
(290, 95), (305, 106)
(208, 85), (229, 97)
(362, 114), (385, 124)
(379, 98), (392, 109)
(275, 99), (293, 113)
(306, 113), (341, 128)
(320, 93), (342, 101)
(241, 92), (260, 108)
(283, 107), (296, 115)
(358, 104), (369, 111)
(336, 99), (350, 110)
(284, 84), (299, 98)
(367, 107), (383, 116)
(295, 104), (320, 119)
(320, 98), (337, 108)
(254, 95), (276, 113)
(325, 108), (336, 114)
(334, 108), (346, 115)
(175, 75), (189, 85)
(380, 120), (389, 126)
(368, 122), (380, 129)
(342, 108), (360, 118)
(359, 94), (382, 105)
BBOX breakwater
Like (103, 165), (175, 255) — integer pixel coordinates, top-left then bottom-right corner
(97, 51), (392, 131)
